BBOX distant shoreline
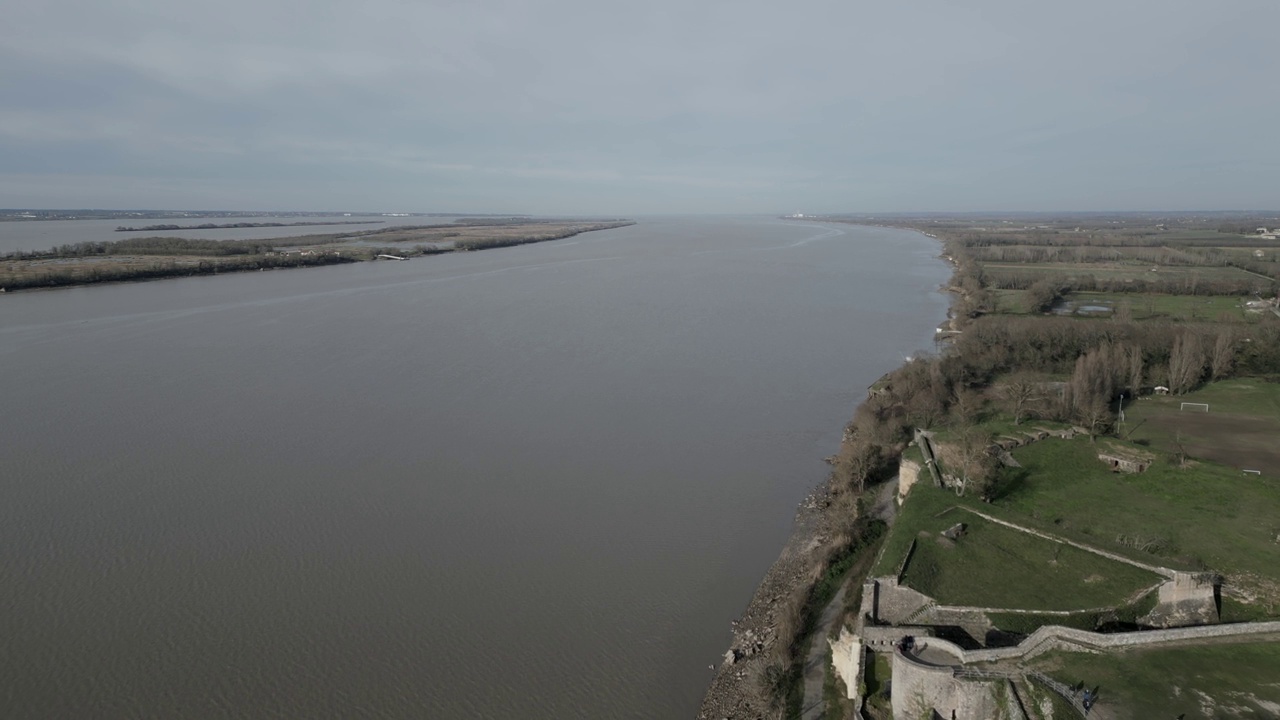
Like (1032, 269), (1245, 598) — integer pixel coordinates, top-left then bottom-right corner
(114, 221), (383, 232)
(0, 220), (634, 293)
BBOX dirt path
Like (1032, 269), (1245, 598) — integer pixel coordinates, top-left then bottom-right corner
(798, 478), (900, 720)
(870, 475), (900, 526)
(800, 584), (847, 720)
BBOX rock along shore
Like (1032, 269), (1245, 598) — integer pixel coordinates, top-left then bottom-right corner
(697, 480), (844, 719)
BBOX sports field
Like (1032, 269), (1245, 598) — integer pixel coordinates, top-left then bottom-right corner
(1123, 379), (1280, 475)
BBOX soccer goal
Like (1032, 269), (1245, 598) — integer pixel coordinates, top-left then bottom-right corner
(1180, 402), (1209, 412)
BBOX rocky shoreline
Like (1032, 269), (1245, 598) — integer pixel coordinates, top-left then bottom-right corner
(697, 479), (845, 719)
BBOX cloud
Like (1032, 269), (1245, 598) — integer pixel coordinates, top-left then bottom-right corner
(2, 0), (1278, 211)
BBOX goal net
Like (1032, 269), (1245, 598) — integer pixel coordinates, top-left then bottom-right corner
(1180, 402), (1209, 412)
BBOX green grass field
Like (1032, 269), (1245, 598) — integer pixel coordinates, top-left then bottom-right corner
(991, 288), (1259, 321)
(994, 439), (1280, 582)
(881, 422), (1280, 622)
(1072, 291), (1253, 321)
(982, 262), (1262, 283)
(1030, 641), (1280, 719)
(898, 509), (1159, 611)
(1124, 379), (1280, 475)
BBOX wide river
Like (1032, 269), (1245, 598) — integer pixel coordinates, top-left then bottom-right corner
(0, 216), (949, 719)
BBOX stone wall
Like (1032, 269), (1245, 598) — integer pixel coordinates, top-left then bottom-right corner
(828, 628), (863, 701)
(890, 647), (1012, 719)
(898, 457), (922, 505)
(869, 577), (934, 625)
(921, 620), (1280, 665)
(915, 605), (993, 642)
(1142, 571), (1220, 627)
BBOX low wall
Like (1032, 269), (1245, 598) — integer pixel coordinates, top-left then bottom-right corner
(898, 457), (922, 504)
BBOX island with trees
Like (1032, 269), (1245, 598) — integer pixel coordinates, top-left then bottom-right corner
(0, 218), (634, 292)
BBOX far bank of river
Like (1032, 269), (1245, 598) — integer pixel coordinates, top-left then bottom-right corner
(0, 220), (633, 292)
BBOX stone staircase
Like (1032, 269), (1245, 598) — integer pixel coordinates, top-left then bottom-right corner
(902, 600), (937, 625)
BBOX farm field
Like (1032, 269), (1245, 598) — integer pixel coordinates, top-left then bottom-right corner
(993, 289), (1256, 321)
(981, 262), (1264, 283)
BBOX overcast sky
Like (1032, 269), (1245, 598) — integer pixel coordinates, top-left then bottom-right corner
(3, 0), (1278, 214)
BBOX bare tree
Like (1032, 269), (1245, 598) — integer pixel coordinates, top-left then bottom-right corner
(906, 390), (946, 430)
(951, 388), (984, 425)
(1069, 345), (1117, 415)
(998, 373), (1042, 425)
(1078, 399), (1113, 442)
(836, 441), (878, 494)
(1126, 344), (1145, 397)
(1168, 332), (1206, 394)
(1024, 278), (1064, 313)
(943, 427), (997, 498)
(1210, 330), (1236, 380)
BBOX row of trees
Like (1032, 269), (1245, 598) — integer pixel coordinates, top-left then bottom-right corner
(453, 223), (632, 251)
(985, 269), (1273, 297)
(955, 229), (1280, 249)
(828, 316), (1275, 500)
(2, 234), (348, 260)
(971, 244), (1205, 266)
(0, 253), (357, 291)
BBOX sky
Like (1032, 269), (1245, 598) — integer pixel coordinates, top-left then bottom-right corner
(2, 0), (1278, 214)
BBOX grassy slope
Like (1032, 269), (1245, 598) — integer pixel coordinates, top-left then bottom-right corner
(900, 512), (1158, 610)
(995, 439), (1280, 580)
(1031, 642), (1280, 720)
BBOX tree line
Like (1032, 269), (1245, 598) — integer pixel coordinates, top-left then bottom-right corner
(3, 234), (347, 260)
(0, 253), (357, 291)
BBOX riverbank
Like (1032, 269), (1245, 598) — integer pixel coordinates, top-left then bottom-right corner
(697, 481), (847, 719)
(698, 228), (953, 718)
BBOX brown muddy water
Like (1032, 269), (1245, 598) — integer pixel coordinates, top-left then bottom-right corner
(0, 216), (948, 719)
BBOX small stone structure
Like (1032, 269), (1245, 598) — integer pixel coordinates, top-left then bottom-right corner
(1098, 451), (1150, 473)
(1097, 442), (1154, 473)
(1142, 571), (1220, 627)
